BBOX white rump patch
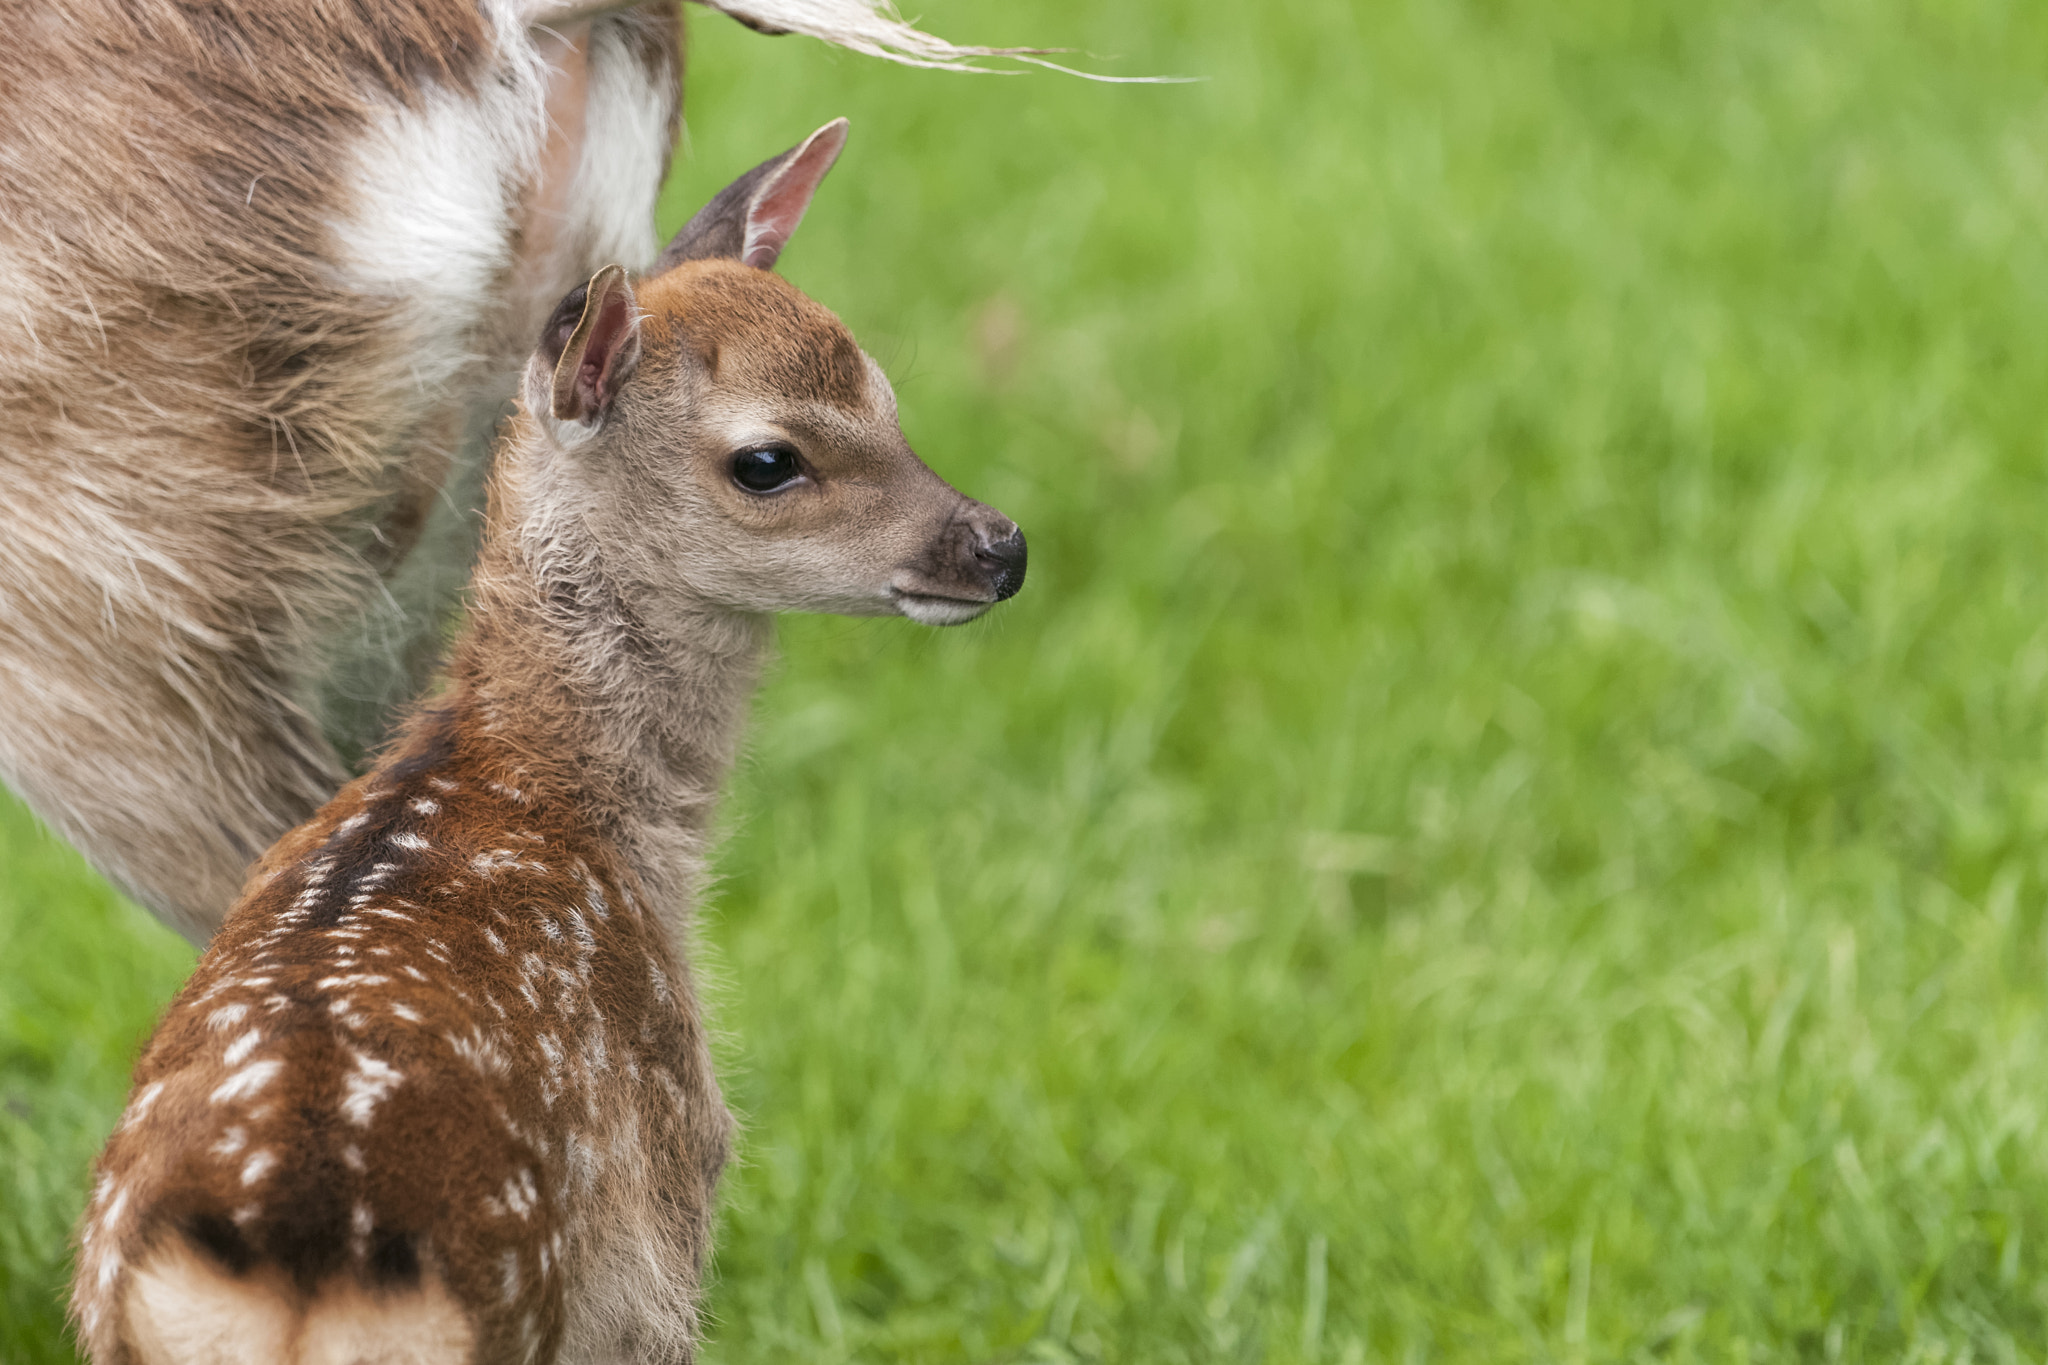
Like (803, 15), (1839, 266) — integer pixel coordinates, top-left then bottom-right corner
(326, 82), (531, 400)
(122, 1241), (294, 1365)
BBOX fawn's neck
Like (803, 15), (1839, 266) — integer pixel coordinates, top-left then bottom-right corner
(432, 460), (770, 914)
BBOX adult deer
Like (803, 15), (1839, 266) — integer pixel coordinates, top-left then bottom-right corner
(73, 118), (1025, 1364)
(0, 0), (1034, 943)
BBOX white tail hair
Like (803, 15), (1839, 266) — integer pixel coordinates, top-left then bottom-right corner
(702, 0), (1187, 80)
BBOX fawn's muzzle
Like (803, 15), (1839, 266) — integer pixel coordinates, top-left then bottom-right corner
(890, 502), (1027, 625)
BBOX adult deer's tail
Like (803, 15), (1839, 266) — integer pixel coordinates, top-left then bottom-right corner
(701, 0), (1050, 69)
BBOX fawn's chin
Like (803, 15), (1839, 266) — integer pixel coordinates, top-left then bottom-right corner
(892, 591), (994, 627)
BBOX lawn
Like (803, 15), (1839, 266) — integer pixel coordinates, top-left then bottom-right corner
(11, 0), (2048, 1358)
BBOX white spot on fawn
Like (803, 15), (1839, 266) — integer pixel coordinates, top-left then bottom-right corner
(565, 1131), (601, 1197)
(342, 1052), (403, 1126)
(122, 1080), (166, 1130)
(317, 973), (392, 990)
(427, 776), (459, 793)
(446, 1029), (511, 1078)
(410, 797), (441, 815)
(502, 1168), (539, 1217)
(211, 1060), (282, 1105)
(391, 831), (432, 852)
(500, 1250), (522, 1302)
(222, 1029), (263, 1068)
(571, 860), (610, 918)
(342, 1144), (367, 1173)
(206, 1003), (252, 1032)
(212, 1126), (249, 1158)
(240, 1150), (278, 1186)
(473, 848), (547, 876)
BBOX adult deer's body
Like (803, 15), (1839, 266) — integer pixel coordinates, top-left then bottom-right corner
(0, 0), (1024, 943)
(73, 120), (1025, 1363)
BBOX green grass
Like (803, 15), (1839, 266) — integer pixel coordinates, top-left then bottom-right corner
(12, 0), (2048, 1357)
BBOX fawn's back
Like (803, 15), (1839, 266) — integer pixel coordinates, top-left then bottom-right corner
(81, 705), (726, 1363)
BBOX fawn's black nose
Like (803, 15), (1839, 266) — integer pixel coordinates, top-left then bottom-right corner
(975, 526), (1028, 601)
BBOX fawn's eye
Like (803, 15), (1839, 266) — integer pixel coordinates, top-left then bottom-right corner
(730, 444), (804, 494)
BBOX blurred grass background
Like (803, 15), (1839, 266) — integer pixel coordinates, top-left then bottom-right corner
(11, 0), (2048, 1358)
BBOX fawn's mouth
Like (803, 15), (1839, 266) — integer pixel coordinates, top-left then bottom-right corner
(890, 589), (995, 627)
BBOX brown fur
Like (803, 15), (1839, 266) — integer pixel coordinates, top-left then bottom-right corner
(73, 125), (1024, 1364)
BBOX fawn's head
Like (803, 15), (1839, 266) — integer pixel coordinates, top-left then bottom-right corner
(517, 118), (1025, 627)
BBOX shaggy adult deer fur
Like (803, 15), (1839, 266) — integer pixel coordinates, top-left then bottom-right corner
(73, 118), (1025, 1364)
(0, 0), (1038, 944)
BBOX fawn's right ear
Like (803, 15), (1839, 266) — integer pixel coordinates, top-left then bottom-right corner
(539, 265), (640, 429)
(653, 118), (850, 273)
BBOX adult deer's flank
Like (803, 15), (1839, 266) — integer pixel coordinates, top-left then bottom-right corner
(73, 120), (1026, 1365)
(0, 0), (1037, 946)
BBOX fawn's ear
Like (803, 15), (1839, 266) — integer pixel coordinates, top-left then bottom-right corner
(654, 118), (850, 273)
(540, 265), (640, 426)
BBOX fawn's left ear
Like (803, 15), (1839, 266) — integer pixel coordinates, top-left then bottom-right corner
(654, 118), (850, 273)
(541, 265), (641, 427)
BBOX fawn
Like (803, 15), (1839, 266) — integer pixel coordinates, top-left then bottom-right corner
(0, 0), (1035, 945)
(72, 118), (1026, 1365)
